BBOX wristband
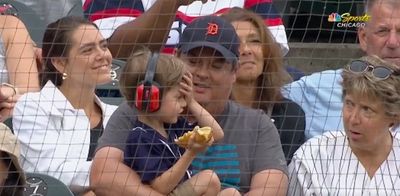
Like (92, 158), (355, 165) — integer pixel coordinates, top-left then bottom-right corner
(2, 83), (18, 96)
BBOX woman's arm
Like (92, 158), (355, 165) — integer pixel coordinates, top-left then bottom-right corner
(0, 15), (39, 121)
(108, 0), (211, 59)
(1, 15), (39, 93)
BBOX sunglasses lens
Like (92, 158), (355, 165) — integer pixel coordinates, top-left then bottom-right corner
(373, 67), (392, 79)
(350, 61), (368, 72)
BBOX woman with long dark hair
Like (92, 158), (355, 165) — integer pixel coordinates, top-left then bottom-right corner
(12, 16), (117, 195)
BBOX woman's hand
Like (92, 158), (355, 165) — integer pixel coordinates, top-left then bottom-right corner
(0, 85), (16, 101)
(0, 85), (19, 121)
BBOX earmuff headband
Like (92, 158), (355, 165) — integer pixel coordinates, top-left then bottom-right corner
(142, 53), (159, 111)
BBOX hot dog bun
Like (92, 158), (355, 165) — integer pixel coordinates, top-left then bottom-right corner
(175, 126), (212, 147)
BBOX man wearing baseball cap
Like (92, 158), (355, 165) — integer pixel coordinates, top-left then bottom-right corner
(91, 15), (288, 196)
(177, 15), (240, 65)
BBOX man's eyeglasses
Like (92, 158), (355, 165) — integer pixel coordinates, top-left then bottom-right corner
(348, 60), (399, 80)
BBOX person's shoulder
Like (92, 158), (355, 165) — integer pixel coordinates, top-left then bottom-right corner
(300, 69), (342, 83)
(113, 101), (137, 116)
(98, 100), (118, 115)
(105, 104), (118, 113)
(392, 131), (400, 144)
(228, 101), (274, 127)
(229, 100), (265, 116)
(0, 15), (28, 40)
(273, 98), (305, 116)
(14, 89), (49, 117)
(324, 129), (345, 138)
(17, 87), (46, 106)
(307, 130), (346, 144)
(130, 126), (148, 135)
(0, 15), (25, 29)
(128, 124), (158, 142)
(284, 69), (343, 96)
(295, 131), (346, 157)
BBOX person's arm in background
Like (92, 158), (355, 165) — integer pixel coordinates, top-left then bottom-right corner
(106, 0), (212, 59)
(2, 15), (39, 93)
(0, 15), (39, 121)
(90, 102), (163, 196)
(248, 169), (288, 196)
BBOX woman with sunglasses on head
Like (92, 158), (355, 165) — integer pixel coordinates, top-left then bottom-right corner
(220, 7), (305, 163)
(288, 55), (400, 196)
(11, 16), (117, 195)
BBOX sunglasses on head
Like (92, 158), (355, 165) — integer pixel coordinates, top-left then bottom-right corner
(348, 60), (400, 80)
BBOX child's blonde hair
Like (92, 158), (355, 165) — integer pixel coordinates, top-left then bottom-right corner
(119, 48), (186, 107)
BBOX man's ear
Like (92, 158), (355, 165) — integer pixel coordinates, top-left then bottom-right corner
(51, 57), (67, 73)
(231, 64), (237, 83)
(358, 26), (368, 53)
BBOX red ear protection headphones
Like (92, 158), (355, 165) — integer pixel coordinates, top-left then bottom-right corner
(135, 53), (161, 113)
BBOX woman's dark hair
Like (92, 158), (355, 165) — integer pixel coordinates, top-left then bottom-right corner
(221, 7), (291, 110)
(0, 151), (24, 196)
(40, 16), (98, 87)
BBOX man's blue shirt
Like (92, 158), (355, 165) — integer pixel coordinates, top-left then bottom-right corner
(282, 69), (344, 139)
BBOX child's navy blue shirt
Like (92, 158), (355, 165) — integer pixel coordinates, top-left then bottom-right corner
(124, 118), (195, 183)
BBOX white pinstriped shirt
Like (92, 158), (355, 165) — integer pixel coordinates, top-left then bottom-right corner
(288, 131), (400, 196)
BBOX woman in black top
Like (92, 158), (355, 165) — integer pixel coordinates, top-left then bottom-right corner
(221, 7), (305, 163)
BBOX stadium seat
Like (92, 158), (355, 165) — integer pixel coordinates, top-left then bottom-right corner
(24, 172), (74, 196)
(0, 0), (46, 47)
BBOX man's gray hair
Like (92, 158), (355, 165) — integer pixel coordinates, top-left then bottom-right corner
(365, 0), (400, 13)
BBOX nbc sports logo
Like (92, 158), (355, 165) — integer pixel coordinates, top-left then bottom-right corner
(328, 13), (341, 22)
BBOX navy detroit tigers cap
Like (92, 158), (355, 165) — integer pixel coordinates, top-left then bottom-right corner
(178, 15), (240, 65)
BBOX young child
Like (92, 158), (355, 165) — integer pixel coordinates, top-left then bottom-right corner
(120, 48), (224, 196)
